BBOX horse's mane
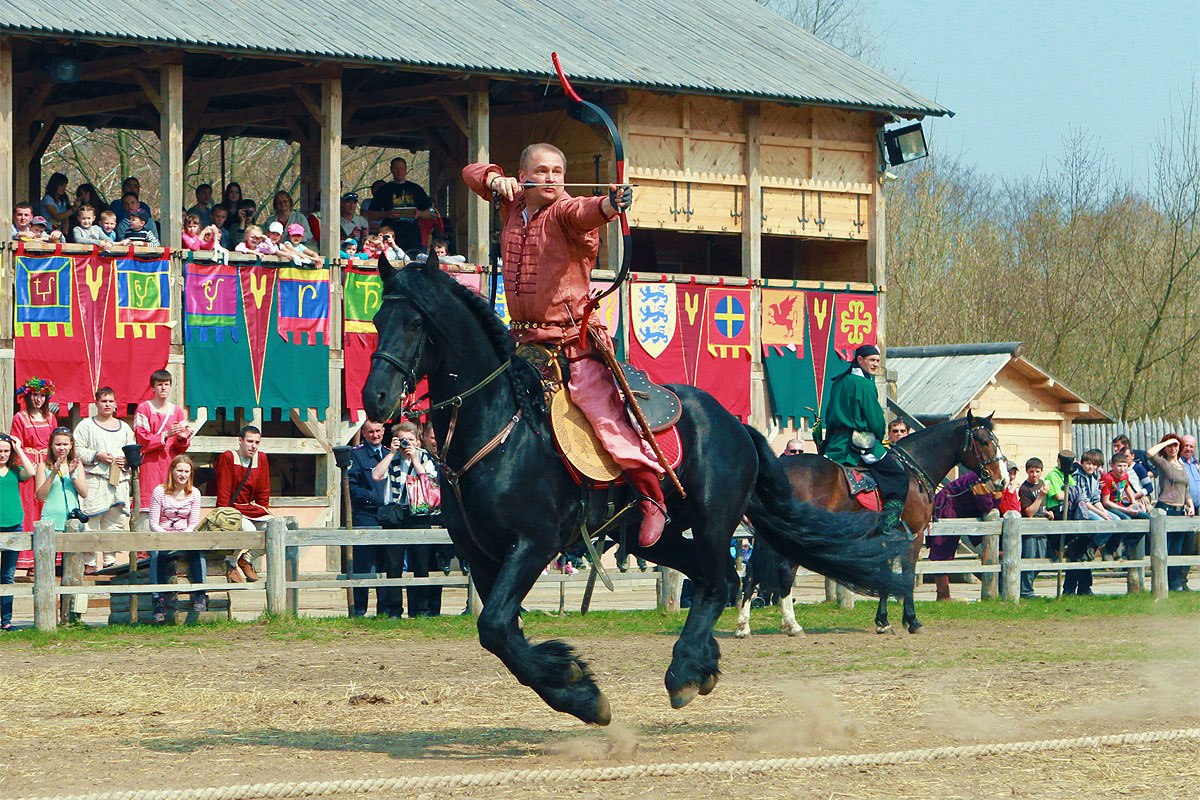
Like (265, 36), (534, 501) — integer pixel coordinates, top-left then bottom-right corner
(390, 263), (546, 419)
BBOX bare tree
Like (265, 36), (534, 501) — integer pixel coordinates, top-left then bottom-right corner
(758, 0), (884, 66)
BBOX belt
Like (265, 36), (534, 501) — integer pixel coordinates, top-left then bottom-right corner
(509, 320), (573, 331)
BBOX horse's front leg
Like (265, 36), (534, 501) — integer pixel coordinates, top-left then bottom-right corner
(477, 537), (611, 725)
(875, 593), (894, 635)
(779, 589), (804, 637)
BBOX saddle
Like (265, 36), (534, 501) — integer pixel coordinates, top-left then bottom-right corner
(838, 464), (881, 512)
(550, 387), (683, 486)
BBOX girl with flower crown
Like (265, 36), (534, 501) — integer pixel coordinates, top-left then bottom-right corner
(9, 377), (57, 576)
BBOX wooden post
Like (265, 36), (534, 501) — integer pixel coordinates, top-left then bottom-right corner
(467, 575), (483, 616)
(33, 520), (57, 632)
(158, 63), (184, 250)
(835, 582), (855, 609)
(1150, 509), (1168, 601)
(58, 519), (85, 624)
(980, 526), (1000, 600)
(286, 546), (300, 616)
(662, 568), (684, 612)
(265, 518), (288, 616)
(319, 76), (342, 262)
(1001, 511), (1022, 602)
(0, 39), (13, 237)
(465, 87), (489, 267)
(824, 577), (837, 603)
(1126, 525), (1146, 594)
(742, 102), (767, 430)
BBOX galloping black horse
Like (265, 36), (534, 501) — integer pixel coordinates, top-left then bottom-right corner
(362, 254), (910, 725)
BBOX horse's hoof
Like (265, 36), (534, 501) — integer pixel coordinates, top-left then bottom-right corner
(592, 693), (612, 726)
(698, 673), (719, 696)
(734, 627), (750, 639)
(566, 662), (585, 683)
(876, 624), (895, 635)
(783, 625), (804, 637)
(670, 683), (700, 709)
(908, 624), (924, 635)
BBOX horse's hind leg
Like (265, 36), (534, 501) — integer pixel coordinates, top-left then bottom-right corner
(779, 566), (803, 636)
(476, 538), (611, 725)
(875, 593), (895, 635)
(735, 594), (753, 638)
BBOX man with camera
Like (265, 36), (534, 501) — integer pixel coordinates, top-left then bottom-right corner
(371, 421), (442, 617)
(73, 387), (137, 573)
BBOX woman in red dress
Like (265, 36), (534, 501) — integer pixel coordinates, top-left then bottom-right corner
(10, 377), (57, 575)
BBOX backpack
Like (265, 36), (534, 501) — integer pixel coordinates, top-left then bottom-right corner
(197, 506), (245, 532)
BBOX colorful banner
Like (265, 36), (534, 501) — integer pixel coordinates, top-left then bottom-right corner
(590, 280), (623, 360)
(184, 261), (328, 417)
(14, 250), (170, 405)
(833, 293), (878, 361)
(276, 267), (331, 345)
(807, 291), (836, 415)
(761, 288), (805, 356)
(627, 281), (751, 421)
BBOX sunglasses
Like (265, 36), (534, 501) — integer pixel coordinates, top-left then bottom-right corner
(52, 426), (72, 435)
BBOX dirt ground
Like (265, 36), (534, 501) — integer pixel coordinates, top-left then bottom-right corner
(2, 614), (1198, 800)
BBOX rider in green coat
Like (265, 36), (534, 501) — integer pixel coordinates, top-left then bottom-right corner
(820, 344), (910, 536)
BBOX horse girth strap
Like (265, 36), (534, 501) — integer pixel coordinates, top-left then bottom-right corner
(587, 331), (687, 500)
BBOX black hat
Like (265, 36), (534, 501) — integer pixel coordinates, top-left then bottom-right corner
(854, 344), (880, 360)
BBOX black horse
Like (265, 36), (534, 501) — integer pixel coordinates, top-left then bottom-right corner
(736, 414), (1009, 637)
(362, 254), (910, 725)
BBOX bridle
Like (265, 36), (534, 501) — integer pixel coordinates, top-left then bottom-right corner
(961, 423), (1008, 490)
(371, 291), (519, 563)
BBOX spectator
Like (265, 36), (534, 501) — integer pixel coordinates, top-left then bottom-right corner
(340, 238), (360, 260)
(1059, 449), (1113, 596)
(1113, 433), (1154, 499)
(265, 220), (286, 250)
(68, 184), (107, 233)
(781, 438), (804, 456)
(10, 377), (59, 577)
(29, 216), (63, 242)
(998, 464), (1021, 514)
(372, 421), (442, 617)
(133, 370), (193, 515)
(0, 433), (37, 631)
(887, 419), (910, 442)
(1017, 457), (1050, 599)
(98, 209), (119, 243)
(268, 191), (312, 244)
(1042, 450), (1074, 521)
(214, 425), (271, 582)
(430, 237), (465, 263)
(11, 202), (36, 239)
(1181, 435), (1200, 513)
(221, 182), (244, 216)
(148, 455), (205, 620)
(928, 470), (996, 601)
(181, 214), (208, 250)
(207, 205), (234, 249)
(72, 204), (112, 248)
(228, 199), (258, 244)
(339, 192), (368, 244)
(187, 183), (214, 227)
(361, 234), (384, 260)
(367, 157), (433, 253)
(235, 225), (276, 255)
(347, 419), (391, 617)
(74, 387), (136, 574)
(1145, 434), (1196, 592)
(1099, 451), (1149, 562)
(40, 171), (74, 235)
(34, 426), (88, 532)
(279, 223), (315, 265)
(117, 209), (160, 247)
(109, 177), (159, 240)
(379, 227), (407, 264)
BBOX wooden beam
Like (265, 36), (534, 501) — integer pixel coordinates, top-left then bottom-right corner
(292, 84), (325, 127)
(42, 90), (145, 119)
(1062, 403), (1090, 414)
(466, 87), (489, 267)
(30, 119), (61, 160)
(344, 78), (478, 121)
(159, 63), (184, 250)
(18, 83), (56, 121)
(742, 101), (765, 430)
(14, 51), (177, 87)
(191, 63), (342, 98)
(437, 96), (469, 137)
(319, 78), (343, 262)
(202, 102), (295, 129)
(131, 70), (162, 114)
(0, 39), (14, 250)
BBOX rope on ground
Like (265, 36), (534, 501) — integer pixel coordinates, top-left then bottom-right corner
(19, 727), (1200, 800)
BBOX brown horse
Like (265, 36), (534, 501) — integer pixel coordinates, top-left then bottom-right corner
(736, 412), (1009, 636)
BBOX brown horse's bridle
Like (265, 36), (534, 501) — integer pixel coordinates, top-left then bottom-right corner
(963, 424), (1008, 487)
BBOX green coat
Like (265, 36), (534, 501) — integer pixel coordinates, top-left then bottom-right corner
(821, 368), (887, 466)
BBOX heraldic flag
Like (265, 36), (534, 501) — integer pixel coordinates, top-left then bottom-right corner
(14, 247), (170, 404)
(184, 258), (329, 418)
(627, 280), (752, 421)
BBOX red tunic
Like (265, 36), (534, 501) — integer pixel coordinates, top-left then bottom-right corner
(214, 450), (271, 518)
(9, 411), (56, 569)
(133, 401), (193, 506)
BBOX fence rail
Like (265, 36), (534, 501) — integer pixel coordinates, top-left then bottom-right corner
(3, 513), (1199, 631)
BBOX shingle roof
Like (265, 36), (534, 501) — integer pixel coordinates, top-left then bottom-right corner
(0, 0), (950, 116)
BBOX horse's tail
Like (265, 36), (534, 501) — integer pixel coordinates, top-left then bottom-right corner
(742, 425), (909, 598)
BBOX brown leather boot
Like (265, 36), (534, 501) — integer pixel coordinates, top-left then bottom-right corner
(935, 574), (951, 601)
(628, 469), (668, 547)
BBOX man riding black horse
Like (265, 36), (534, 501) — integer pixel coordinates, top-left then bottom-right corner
(819, 344), (909, 538)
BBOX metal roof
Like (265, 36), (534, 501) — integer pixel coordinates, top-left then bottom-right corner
(0, 0), (950, 116)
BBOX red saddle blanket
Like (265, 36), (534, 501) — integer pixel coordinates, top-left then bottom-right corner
(557, 425), (684, 489)
(841, 466), (881, 512)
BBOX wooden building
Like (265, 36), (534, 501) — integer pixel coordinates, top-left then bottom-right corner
(1, 1), (949, 536)
(887, 343), (1113, 465)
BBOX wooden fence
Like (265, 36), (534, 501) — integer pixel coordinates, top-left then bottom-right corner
(2, 513), (1198, 632)
(1074, 417), (1200, 453)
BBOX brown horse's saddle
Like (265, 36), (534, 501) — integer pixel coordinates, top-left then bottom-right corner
(515, 343), (682, 433)
(839, 464), (881, 511)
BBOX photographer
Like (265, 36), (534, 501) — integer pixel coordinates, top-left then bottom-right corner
(372, 421), (442, 617)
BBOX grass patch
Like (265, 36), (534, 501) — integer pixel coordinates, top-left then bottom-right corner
(1, 592), (1196, 650)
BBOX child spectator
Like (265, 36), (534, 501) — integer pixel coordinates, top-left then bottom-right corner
(34, 427), (88, 534)
(265, 220), (286, 251)
(430, 237), (466, 263)
(118, 209), (160, 246)
(181, 214), (209, 250)
(187, 183), (214, 227)
(0, 433), (37, 631)
(340, 237), (360, 259)
(279, 222), (315, 265)
(229, 199), (258, 244)
(361, 234), (384, 260)
(115, 192), (160, 241)
(1017, 457), (1050, 598)
(98, 209), (119, 243)
(1099, 453), (1149, 560)
(30, 216), (64, 242)
(379, 227), (407, 264)
(998, 465), (1021, 515)
(11, 202), (36, 239)
(235, 225), (276, 255)
(207, 205), (233, 249)
(72, 204), (112, 248)
(147, 455), (205, 619)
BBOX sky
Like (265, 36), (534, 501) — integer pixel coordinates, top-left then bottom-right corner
(872, 1), (1200, 185)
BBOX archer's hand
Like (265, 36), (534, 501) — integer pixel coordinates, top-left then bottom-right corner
(488, 175), (520, 202)
(607, 184), (633, 213)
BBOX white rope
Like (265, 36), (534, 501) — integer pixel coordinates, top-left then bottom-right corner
(19, 727), (1199, 800)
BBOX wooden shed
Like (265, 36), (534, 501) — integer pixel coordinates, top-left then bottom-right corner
(887, 343), (1113, 465)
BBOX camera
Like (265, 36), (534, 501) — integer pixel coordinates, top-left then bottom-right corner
(67, 508), (90, 524)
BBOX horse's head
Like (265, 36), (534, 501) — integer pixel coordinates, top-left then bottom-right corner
(958, 411), (1009, 492)
(362, 252), (443, 421)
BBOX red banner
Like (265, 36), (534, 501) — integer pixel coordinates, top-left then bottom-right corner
(15, 250), (169, 405)
(833, 293), (878, 361)
(806, 291), (836, 413)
